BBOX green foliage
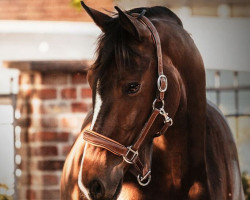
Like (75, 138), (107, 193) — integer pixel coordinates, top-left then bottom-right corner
(0, 194), (12, 200)
(242, 172), (250, 200)
(70, 0), (82, 11)
(0, 184), (12, 200)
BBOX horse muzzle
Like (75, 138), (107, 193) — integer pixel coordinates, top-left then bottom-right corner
(79, 144), (124, 200)
(80, 172), (123, 200)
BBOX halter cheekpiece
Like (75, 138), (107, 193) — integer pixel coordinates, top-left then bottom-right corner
(81, 11), (173, 186)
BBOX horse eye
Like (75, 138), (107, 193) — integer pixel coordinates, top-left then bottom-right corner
(127, 82), (140, 94)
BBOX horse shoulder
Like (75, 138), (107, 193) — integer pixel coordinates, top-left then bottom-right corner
(205, 101), (244, 200)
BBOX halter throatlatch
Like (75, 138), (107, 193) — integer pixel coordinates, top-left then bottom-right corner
(82, 12), (173, 186)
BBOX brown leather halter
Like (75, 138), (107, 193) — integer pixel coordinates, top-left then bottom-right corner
(81, 12), (173, 186)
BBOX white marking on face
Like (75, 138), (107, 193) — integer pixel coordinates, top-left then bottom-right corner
(78, 80), (103, 198)
(90, 81), (102, 130)
(78, 143), (91, 200)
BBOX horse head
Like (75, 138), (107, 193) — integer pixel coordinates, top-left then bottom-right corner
(78, 2), (206, 200)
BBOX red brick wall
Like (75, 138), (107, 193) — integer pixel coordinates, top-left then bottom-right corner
(0, 0), (114, 21)
(13, 62), (92, 199)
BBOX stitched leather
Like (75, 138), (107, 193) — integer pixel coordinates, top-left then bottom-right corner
(83, 130), (128, 156)
(132, 109), (160, 151)
(82, 109), (161, 177)
(159, 122), (171, 136)
(132, 13), (165, 101)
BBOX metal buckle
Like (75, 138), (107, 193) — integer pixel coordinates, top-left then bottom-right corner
(137, 171), (151, 186)
(123, 146), (138, 164)
(157, 75), (168, 92)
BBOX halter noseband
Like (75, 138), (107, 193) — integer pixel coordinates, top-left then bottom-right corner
(81, 13), (173, 186)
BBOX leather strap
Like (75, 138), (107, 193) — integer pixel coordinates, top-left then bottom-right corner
(132, 108), (160, 150)
(82, 109), (160, 175)
(132, 13), (167, 101)
(130, 141), (153, 178)
(82, 108), (172, 181)
(83, 108), (160, 156)
(83, 130), (128, 156)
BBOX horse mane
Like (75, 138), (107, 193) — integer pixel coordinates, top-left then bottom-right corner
(92, 6), (183, 78)
(128, 6), (183, 27)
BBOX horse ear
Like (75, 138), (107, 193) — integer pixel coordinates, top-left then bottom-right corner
(115, 6), (145, 41)
(80, 1), (111, 32)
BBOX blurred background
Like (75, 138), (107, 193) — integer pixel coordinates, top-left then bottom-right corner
(0, 0), (249, 199)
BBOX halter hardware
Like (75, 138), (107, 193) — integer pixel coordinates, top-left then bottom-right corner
(157, 74), (168, 92)
(152, 99), (164, 110)
(137, 170), (151, 186)
(153, 99), (173, 125)
(123, 146), (138, 164)
(82, 13), (174, 187)
(160, 108), (173, 125)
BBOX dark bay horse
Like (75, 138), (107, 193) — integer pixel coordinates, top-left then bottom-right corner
(61, 2), (244, 200)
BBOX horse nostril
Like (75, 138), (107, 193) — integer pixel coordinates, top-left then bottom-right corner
(89, 179), (105, 200)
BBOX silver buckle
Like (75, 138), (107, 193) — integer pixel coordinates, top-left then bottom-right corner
(137, 171), (151, 186)
(123, 146), (138, 164)
(157, 75), (168, 92)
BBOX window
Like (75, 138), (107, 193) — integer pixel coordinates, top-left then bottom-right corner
(206, 69), (250, 173)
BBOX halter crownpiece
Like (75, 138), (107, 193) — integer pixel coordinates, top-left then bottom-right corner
(82, 12), (173, 186)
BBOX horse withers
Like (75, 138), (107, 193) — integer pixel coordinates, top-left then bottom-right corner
(61, 2), (244, 200)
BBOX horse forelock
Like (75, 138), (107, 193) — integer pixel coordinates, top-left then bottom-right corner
(92, 22), (142, 81)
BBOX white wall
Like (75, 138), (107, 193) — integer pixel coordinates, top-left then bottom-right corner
(182, 17), (250, 71)
(0, 18), (250, 71)
(0, 21), (100, 61)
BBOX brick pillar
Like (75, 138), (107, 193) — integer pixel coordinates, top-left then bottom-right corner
(14, 62), (92, 200)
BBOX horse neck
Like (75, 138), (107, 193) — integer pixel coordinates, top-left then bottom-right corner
(153, 66), (207, 196)
(159, 21), (207, 170)
(151, 72), (190, 195)
(155, 24), (208, 192)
